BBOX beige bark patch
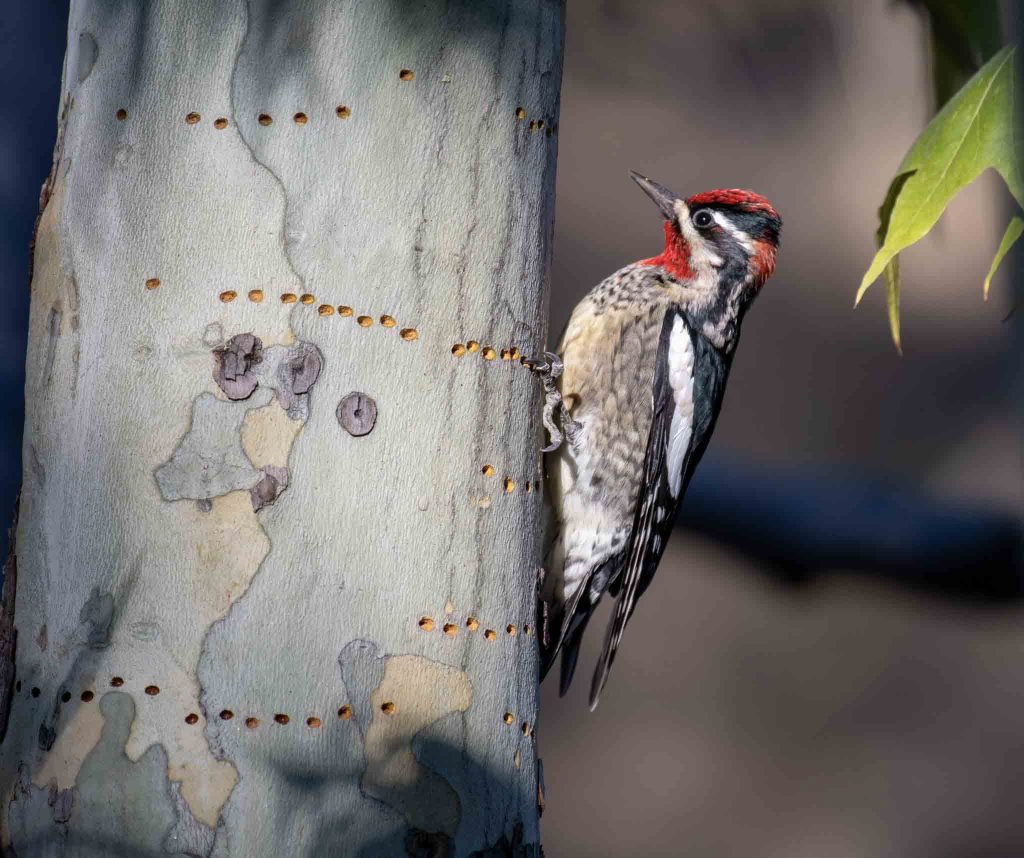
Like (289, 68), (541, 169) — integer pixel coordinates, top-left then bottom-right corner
(91, 490), (262, 826)
(124, 663), (237, 828)
(193, 491), (270, 617)
(32, 698), (105, 791)
(240, 401), (303, 470)
(363, 656), (472, 836)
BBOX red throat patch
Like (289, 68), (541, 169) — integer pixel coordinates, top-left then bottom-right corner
(639, 221), (693, 280)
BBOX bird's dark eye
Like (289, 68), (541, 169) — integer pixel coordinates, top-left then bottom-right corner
(692, 209), (714, 229)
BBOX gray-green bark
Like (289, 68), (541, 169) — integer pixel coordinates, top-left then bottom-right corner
(0, 1), (564, 855)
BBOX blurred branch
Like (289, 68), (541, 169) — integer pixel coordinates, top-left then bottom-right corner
(678, 455), (1024, 602)
(901, 0), (1003, 109)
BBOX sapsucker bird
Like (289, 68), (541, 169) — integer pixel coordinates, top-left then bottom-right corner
(533, 171), (781, 709)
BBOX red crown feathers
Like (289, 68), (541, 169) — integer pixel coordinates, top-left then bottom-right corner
(686, 189), (779, 221)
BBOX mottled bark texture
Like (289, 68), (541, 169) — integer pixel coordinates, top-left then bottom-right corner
(1, 1), (563, 855)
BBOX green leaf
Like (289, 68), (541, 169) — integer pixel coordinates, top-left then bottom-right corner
(983, 214), (1024, 299)
(857, 44), (1022, 306)
(876, 171), (917, 246)
(885, 257), (902, 354)
(874, 173), (913, 352)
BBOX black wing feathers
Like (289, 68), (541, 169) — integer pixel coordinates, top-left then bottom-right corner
(589, 310), (683, 708)
(589, 312), (730, 708)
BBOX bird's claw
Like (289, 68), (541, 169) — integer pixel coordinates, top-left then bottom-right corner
(529, 351), (563, 378)
(527, 351), (573, 453)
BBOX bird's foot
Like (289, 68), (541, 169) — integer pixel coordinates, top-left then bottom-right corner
(527, 351), (573, 453)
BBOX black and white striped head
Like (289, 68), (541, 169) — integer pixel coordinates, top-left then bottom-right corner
(630, 171), (782, 289)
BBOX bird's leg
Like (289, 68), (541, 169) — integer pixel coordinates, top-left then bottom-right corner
(527, 351), (580, 453)
(529, 351), (564, 452)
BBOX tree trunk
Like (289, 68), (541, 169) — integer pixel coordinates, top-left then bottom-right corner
(0, 1), (564, 855)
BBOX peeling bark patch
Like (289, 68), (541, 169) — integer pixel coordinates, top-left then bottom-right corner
(250, 465), (289, 512)
(211, 340), (324, 423)
(32, 695), (104, 792)
(362, 655), (472, 838)
(190, 492), (270, 618)
(213, 333), (263, 400)
(155, 391), (270, 501)
(275, 342), (322, 416)
(9, 767), (74, 853)
(337, 392), (377, 436)
(240, 400), (303, 469)
(22, 694), (186, 855)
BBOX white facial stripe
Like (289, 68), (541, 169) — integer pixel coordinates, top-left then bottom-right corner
(710, 210), (754, 254)
(674, 200), (724, 274)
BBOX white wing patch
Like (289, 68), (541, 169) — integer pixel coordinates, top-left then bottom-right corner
(666, 315), (695, 498)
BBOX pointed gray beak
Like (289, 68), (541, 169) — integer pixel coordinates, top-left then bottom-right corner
(629, 170), (681, 221)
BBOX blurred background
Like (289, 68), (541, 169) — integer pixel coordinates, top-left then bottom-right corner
(2, 1), (1022, 856)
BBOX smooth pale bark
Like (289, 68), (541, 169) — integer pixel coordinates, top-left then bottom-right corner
(0, 1), (563, 855)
